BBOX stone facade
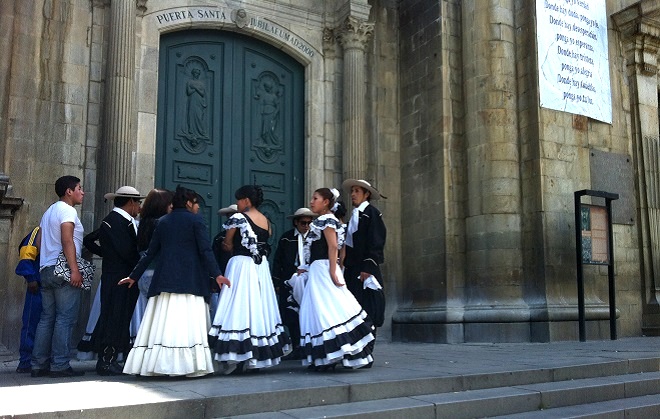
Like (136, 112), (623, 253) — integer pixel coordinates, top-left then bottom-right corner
(0, 0), (659, 354)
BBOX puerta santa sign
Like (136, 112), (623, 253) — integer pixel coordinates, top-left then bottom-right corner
(536, 0), (612, 123)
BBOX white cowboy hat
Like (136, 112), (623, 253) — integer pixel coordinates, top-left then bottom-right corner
(103, 186), (146, 200)
(286, 207), (317, 219)
(341, 179), (386, 200)
(217, 204), (238, 215)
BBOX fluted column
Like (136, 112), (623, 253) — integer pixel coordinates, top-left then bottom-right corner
(337, 16), (373, 181)
(99, 0), (136, 200)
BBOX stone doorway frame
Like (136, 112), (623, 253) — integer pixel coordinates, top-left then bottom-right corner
(133, 5), (327, 201)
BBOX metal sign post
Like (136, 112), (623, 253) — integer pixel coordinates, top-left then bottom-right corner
(574, 189), (619, 342)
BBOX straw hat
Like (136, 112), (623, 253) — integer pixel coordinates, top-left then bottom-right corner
(341, 179), (386, 200)
(217, 204), (238, 215)
(286, 207), (316, 219)
(103, 186), (146, 200)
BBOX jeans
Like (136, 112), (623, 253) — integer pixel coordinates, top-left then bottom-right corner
(31, 266), (82, 372)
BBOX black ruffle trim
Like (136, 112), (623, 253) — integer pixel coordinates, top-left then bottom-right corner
(301, 316), (374, 362)
(210, 329), (291, 362)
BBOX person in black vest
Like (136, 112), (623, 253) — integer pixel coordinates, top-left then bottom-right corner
(92, 186), (145, 375)
(271, 207), (315, 360)
(341, 179), (387, 357)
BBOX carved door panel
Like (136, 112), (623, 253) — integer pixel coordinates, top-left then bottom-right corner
(156, 30), (304, 243)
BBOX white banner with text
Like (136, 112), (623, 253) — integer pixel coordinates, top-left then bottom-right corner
(536, 0), (611, 123)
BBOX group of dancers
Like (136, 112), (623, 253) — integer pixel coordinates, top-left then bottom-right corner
(116, 181), (383, 377)
(17, 176), (386, 378)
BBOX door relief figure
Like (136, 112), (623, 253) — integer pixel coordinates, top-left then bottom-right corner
(177, 64), (211, 154)
(252, 73), (283, 162)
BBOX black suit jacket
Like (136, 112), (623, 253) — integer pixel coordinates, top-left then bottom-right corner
(271, 228), (302, 289)
(98, 210), (140, 278)
(344, 203), (386, 278)
(92, 209), (140, 351)
(130, 208), (221, 299)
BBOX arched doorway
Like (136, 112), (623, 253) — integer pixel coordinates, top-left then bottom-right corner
(156, 29), (305, 244)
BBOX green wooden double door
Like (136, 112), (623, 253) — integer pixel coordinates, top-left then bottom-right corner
(156, 30), (305, 243)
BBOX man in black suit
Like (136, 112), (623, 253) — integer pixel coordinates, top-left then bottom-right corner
(342, 179), (387, 355)
(90, 186), (145, 375)
(271, 207), (315, 359)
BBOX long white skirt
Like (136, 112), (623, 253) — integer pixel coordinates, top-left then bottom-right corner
(209, 255), (291, 371)
(123, 292), (214, 377)
(299, 260), (374, 368)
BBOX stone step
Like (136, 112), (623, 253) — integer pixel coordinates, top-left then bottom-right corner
(2, 356), (658, 418)
(494, 394), (660, 418)
(226, 372), (660, 419)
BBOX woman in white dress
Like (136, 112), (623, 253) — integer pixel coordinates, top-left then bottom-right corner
(119, 186), (230, 377)
(298, 188), (374, 370)
(209, 185), (291, 374)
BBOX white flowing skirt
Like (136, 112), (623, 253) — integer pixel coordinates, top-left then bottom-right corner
(299, 260), (374, 368)
(209, 255), (291, 370)
(123, 292), (214, 377)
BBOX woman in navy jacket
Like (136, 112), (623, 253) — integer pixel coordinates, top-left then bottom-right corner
(119, 186), (230, 377)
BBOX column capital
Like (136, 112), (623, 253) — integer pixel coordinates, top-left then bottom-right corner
(612, 1), (660, 75)
(136, 0), (147, 16)
(337, 16), (374, 51)
(92, 0), (147, 16)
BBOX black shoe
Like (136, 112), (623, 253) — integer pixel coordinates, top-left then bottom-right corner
(30, 368), (50, 378)
(50, 367), (84, 378)
(315, 362), (338, 372)
(97, 360), (123, 376)
(282, 347), (303, 361)
(16, 366), (32, 373)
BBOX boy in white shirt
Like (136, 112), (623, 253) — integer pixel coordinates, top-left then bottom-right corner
(31, 175), (86, 378)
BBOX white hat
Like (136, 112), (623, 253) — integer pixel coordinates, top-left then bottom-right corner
(103, 186), (146, 200)
(218, 204), (238, 215)
(341, 179), (386, 200)
(286, 207), (316, 219)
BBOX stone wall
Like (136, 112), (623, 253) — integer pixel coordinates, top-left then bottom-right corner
(0, 0), (657, 355)
(393, 0), (467, 342)
(0, 0), (95, 351)
(393, 0), (651, 342)
(366, 0), (401, 339)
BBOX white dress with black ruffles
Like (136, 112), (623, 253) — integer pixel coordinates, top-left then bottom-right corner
(209, 213), (291, 372)
(298, 214), (374, 368)
(123, 292), (214, 377)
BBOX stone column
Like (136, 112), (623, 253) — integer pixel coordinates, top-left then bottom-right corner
(612, 2), (660, 335)
(99, 0), (137, 203)
(337, 16), (373, 181)
(462, 0), (528, 341)
(323, 27), (342, 186)
(0, 1), (15, 169)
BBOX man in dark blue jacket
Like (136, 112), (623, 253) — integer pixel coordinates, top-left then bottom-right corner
(15, 227), (42, 373)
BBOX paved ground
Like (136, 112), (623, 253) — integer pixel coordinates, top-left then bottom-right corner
(1, 336), (659, 417)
